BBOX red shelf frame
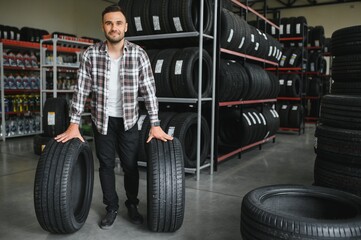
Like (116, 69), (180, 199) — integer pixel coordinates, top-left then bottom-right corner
(5, 89), (40, 94)
(220, 48), (279, 66)
(219, 98), (277, 107)
(278, 127), (301, 132)
(0, 39), (40, 49)
(279, 37), (304, 41)
(277, 97), (302, 101)
(217, 135), (276, 163)
(4, 66), (40, 71)
(305, 96), (320, 100)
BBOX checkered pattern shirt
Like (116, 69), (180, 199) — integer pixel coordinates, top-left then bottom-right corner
(70, 40), (158, 135)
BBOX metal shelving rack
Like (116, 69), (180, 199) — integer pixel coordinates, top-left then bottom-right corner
(39, 36), (93, 137)
(128, 0), (218, 180)
(0, 39), (42, 141)
(213, 0), (280, 166)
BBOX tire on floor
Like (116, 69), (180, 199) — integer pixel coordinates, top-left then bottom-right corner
(147, 138), (185, 232)
(241, 184), (361, 239)
(34, 138), (94, 233)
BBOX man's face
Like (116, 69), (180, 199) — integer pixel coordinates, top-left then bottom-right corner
(102, 11), (128, 44)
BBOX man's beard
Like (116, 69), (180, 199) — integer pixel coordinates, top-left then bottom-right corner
(105, 32), (124, 44)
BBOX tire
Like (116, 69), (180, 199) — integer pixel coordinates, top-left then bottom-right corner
(33, 134), (52, 155)
(320, 95), (361, 130)
(42, 98), (69, 137)
(285, 74), (302, 97)
(130, 0), (152, 35)
(241, 184), (361, 239)
(288, 104), (304, 128)
(167, 113), (210, 168)
(147, 138), (185, 232)
(331, 25), (361, 56)
(170, 47), (212, 98)
(314, 157), (361, 197)
(34, 138), (94, 233)
(333, 54), (361, 82)
(168, 0), (213, 34)
(118, 0), (135, 36)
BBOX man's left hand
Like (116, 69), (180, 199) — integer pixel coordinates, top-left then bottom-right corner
(146, 126), (173, 143)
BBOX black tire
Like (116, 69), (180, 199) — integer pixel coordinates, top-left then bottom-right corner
(33, 134), (52, 155)
(170, 47), (212, 98)
(130, 0), (152, 35)
(331, 25), (361, 56)
(34, 138), (94, 233)
(148, 0), (172, 34)
(333, 54), (361, 82)
(288, 104), (304, 128)
(314, 157), (361, 197)
(168, 0), (213, 34)
(167, 113), (210, 168)
(320, 95), (361, 130)
(42, 98), (69, 137)
(241, 184), (361, 239)
(285, 74), (302, 97)
(278, 104), (290, 128)
(147, 138), (185, 232)
(118, 0), (136, 36)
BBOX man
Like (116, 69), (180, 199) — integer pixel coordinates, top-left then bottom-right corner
(55, 5), (173, 230)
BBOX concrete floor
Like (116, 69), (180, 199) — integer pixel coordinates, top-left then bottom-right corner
(0, 124), (316, 240)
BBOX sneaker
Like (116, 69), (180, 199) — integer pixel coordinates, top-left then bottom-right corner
(100, 210), (117, 230)
(126, 203), (144, 225)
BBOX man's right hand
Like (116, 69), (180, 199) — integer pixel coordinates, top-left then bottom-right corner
(55, 123), (84, 143)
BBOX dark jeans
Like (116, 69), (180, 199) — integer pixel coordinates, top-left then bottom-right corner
(92, 117), (139, 212)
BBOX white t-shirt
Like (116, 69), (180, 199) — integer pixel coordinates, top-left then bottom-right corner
(107, 57), (123, 117)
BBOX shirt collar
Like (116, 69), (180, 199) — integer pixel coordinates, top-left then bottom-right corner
(100, 39), (129, 53)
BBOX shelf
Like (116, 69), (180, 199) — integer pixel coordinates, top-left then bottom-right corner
(305, 117), (318, 120)
(279, 37), (304, 41)
(230, 0), (280, 30)
(277, 97), (302, 101)
(5, 89), (40, 94)
(42, 64), (80, 69)
(305, 96), (320, 100)
(219, 98), (277, 107)
(137, 97), (212, 103)
(217, 135), (276, 163)
(3, 131), (43, 139)
(1, 111), (40, 116)
(126, 31), (213, 41)
(220, 48), (279, 66)
(4, 66), (40, 71)
(306, 46), (323, 50)
(0, 39), (40, 49)
(265, 67), (303, 72)
(42, 34), (94, 45)
(278, 127), (301, 132)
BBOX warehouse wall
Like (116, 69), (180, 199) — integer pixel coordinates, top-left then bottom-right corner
(0, 0), (110, 39)
(280, 2), (361, 37)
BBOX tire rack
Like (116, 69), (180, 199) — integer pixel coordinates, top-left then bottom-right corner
(304, 46), (327, 124)
(214, 0), (280, 166)
(39, 36), (93, 140)
(128, 0), (218, 181)
(0, 39), (42, 141)
(267, 34), (308, 135)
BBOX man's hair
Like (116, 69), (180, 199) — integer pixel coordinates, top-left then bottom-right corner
(102, 5), (126, 21)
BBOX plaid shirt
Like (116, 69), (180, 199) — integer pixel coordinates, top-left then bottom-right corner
(70, 40), (159, 134)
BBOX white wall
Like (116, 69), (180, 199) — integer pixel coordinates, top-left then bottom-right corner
(279, 2), (361, 37)
(0, 0), (111, 39)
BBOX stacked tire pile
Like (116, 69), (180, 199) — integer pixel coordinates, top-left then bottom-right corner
(314, 25), (361, 197)
(145, 47), (212, 98)
(33, 98), (69, 155)
(277, 73), (304, 128)
(118, 0), (213, 36)
(218, 59), (280, 101)
(138, 111), (210, 169)
(221, 8), (282, 62)
(218, 106), (279, 149)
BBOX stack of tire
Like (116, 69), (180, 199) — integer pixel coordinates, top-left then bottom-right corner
(118, 0), (213, 44)
(33, 98), (69, 155)
(218, 106), (279, 149)
(145, 47), (212, 98)
(314, 25), (361, 197)
(138, 111), (210, 169)
(218, 59), (280, 101)
(220, 8), (282, 63)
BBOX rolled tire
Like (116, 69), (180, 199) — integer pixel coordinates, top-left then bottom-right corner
(42, 98), (69, 137)
(147, 138), (185, 232)
(34, 138), (94, 233)
(241, 184), (361, 239)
